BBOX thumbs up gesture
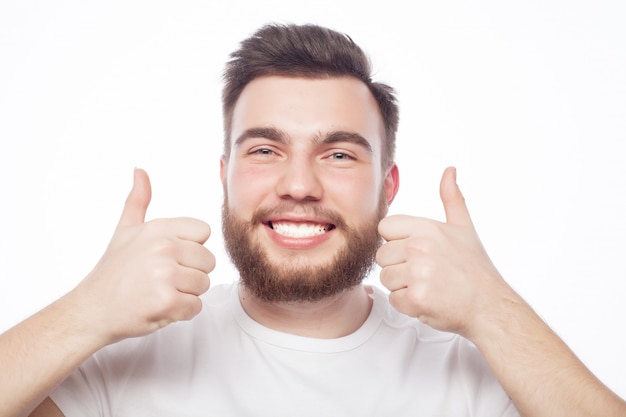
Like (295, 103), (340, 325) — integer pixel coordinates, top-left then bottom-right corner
(70, 169), (215, 345)
(377, 167), (515, 339)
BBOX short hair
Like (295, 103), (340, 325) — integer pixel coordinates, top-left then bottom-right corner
(222, 23), (399, 169)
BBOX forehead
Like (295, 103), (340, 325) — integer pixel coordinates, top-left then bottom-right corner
(230, 76), (385, 153)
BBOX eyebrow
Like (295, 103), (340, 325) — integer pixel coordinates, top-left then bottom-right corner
(316, 131), (373, 153)
(234, 127), (289, 147)
(235, 127), (373, 153)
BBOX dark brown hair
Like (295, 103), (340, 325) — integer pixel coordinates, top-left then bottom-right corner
(222, 23), (399, 168)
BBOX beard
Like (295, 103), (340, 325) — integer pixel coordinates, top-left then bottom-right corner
(222, 194), (388, 303)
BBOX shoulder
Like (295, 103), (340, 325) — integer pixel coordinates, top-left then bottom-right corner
(369, 285), (491, 370)
(365, 286), (518, 415)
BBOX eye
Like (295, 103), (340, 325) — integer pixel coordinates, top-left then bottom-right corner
(328, 152), (355, 161)
(250, 147), (275, 156)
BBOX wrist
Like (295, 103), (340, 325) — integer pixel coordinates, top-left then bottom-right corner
(54, 288), (117, 351)
(462, 280), (532, 347)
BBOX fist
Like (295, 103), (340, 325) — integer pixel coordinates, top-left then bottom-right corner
(72, 169), (215, 344)
(376, 167), (510, 338)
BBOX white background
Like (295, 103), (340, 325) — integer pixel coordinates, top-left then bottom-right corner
(1, 0), (625, 399)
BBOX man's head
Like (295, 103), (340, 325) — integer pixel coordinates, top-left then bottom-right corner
(222, 23), (399, 170)
(220, 24), (400, 303)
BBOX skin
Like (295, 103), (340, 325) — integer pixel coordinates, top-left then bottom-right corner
(4, 169), (214, 417)
(378, 168), (626, 416)
(0, 74), (622, 417)
(221, 76), (398, 337)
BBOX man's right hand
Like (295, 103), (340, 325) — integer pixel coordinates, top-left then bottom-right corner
(1, 168), (214, 417)
(69, 168), (215, 345)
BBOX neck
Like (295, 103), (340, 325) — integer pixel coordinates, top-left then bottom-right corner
(238, 284), (373, 339)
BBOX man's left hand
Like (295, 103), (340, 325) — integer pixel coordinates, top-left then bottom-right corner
(376, 167), (515, 339)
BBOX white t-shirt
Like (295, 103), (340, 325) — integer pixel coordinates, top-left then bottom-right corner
(50, 282), (519, 416)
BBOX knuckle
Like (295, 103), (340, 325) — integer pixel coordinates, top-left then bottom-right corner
(375, 246), (385, 265)
(186, 217), (212, 240)
(389, 292), (419, 318)
(202, 222), (212, 238)
(189, 298), (203, 317)
(379, 267), (390, 286)
(408, 260), (433, 280)
(179, 297), (203, 321)
(153, 237), (178, 257)
(188, 271), (210, 295)
(387, 291), (402, 311)
(406, 285), (427, 308)
(200, 275), (211, 293)
(406, 238), (427, 255)
(377, 216), (390, 233)
(156, 288), (179, 311)
(406, 237), (425, 253)
(143, 218), (165, 234)
(155, 316), (174, 330)
(205, 250), (217, 273)
(424, 219), (442, 233)
(152, 263), (178, 282)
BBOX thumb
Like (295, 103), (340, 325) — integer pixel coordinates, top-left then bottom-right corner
(439, 166), (473, 227)
(118, 168), (152, 227)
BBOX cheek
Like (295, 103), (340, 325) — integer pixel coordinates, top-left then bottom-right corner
(325, 174), (381, 216)
(226, 165), (276, 213)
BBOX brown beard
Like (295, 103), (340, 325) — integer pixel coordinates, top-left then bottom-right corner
(221, 194), (387, 303)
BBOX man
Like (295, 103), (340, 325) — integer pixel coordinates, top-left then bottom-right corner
(1, 23), (625, 417)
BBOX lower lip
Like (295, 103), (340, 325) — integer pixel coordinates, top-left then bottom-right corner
(264, 224), (334, 249)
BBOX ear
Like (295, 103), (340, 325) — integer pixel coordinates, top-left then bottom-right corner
(384, 164), (400, 205)
(220, 155), (227, 184)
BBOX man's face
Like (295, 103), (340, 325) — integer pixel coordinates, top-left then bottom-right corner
(221, 76), (398, 302)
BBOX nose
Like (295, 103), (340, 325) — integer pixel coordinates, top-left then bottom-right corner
(275, 156), (323, 202)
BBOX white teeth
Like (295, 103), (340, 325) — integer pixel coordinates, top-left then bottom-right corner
(271, 222), (330, 238)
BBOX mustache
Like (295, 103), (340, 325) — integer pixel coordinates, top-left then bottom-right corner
(250, 203), (349, 230)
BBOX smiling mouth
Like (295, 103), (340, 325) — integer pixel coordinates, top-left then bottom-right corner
(268, 221), (336, 238)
